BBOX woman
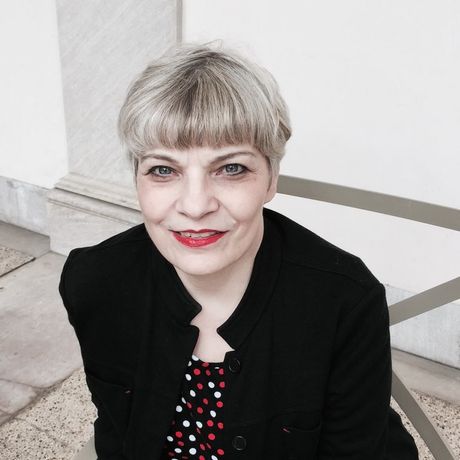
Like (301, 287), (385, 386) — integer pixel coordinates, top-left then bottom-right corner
(59, 44), (419, 459)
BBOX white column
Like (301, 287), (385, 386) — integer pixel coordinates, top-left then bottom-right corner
(48, 0), (179, 254)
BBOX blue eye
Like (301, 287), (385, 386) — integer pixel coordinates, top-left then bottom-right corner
(223, 164), (246, 175)
(149, 166), (174, 176)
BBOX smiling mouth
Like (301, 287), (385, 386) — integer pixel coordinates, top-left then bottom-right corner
(172, 229), (227, 247)
(174, 229), (224, 238)
(176, 230), (221, 239)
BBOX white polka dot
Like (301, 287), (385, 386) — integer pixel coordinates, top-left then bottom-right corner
(174, 447), (182, 453)
(210, 410), (216, 417)
(208, 381), (215, 388)
(189, 448), (197, 454)
(167, 435), (173, 442)
(212, 456), (218, 460)
(188, 360), (192, 366)
(189, 389), (196, 397)
(196, 421), (203, 428)
(181, 397), (186, 404)
(192, 355), (199, 361)
(185, 374), (191, 381)
(214, 391), (221, 398)
(176, 405), (182, 412)
(183, 420), (190, 427)
(189, 434), (196, 441)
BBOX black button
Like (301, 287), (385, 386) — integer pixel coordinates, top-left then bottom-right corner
(232, 435), (247, 451)
(228, 358), (241, 373)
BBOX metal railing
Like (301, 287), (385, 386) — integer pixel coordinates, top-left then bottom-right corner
(278, 174), (460, 459)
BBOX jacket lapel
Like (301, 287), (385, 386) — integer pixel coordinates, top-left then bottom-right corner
(123, 244), (201, 459)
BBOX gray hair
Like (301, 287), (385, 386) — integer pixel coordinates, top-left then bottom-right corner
(118, 43), (291, 178)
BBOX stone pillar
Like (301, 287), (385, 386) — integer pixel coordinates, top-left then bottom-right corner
(48, 0), (179, 254)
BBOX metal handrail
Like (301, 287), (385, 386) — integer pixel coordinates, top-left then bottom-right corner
(278, 174), (459, 459)
(392, 370), (457, 459)
(277, 175), (460, 231)
(389, 277), (460, 326)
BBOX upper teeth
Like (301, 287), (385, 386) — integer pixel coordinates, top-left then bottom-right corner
(179, 231), (219, 238)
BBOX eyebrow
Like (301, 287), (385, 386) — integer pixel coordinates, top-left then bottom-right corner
(140, 151), (257, 166)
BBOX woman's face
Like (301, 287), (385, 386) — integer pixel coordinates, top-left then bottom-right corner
(136, 144), (277, 278)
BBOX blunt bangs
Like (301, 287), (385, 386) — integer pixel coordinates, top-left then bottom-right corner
(118, 44), (291, 175)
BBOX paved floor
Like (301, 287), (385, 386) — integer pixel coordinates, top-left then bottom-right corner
(0, 221), (458, 459)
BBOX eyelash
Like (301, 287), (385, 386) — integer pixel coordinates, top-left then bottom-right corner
(147, 166), (174, 177)
(218, 164), (247, 176)
(146, 164), (248, 178)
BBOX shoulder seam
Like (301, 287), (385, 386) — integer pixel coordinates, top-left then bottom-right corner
(282, 255), (377, 289)
(69, 225), (150, 255)
(77, 235), (151, 255)
(347, 282), (387, 319)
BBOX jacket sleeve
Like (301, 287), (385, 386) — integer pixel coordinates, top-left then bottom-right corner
(59, 250), (129, 460)
(91, 393), (130, 460)
(318, 283), (392, 459)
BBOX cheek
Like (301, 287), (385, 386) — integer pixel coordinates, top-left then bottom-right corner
(221, 187), (267, 221)
(137, 186), (171, 222)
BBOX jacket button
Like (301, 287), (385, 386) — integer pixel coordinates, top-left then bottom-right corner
(232, 435), (247, 451)
(228, 358), (241, 373)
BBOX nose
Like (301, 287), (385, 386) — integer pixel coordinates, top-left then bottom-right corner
(175, 175), (219, 219)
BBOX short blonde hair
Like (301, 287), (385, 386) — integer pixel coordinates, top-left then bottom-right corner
(118, 43), (291, 177)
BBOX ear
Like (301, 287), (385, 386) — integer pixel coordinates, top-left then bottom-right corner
(264, 172), (279, 204)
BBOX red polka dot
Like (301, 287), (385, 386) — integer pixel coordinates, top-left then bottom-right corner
(163, 354), (228, 459)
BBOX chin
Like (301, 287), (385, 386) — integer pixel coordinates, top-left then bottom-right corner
(174, 258), (227, 277)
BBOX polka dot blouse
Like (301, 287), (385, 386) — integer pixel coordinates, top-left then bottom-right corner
(162, 354), (226, 459)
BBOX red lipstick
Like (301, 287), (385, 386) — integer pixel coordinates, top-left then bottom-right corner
(173, 229), (226, 248)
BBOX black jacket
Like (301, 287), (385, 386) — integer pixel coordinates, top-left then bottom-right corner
(59, 208), (418, 459)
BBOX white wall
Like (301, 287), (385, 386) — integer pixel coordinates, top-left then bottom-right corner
(183, 0), (460, 295)
(0, 0), (68, 189)
(0, 1), (458, 297)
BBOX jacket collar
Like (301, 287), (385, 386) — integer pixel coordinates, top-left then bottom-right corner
(151, 209), (283, 350)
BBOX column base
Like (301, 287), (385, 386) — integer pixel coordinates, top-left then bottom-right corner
(47, 179), (142, 255)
